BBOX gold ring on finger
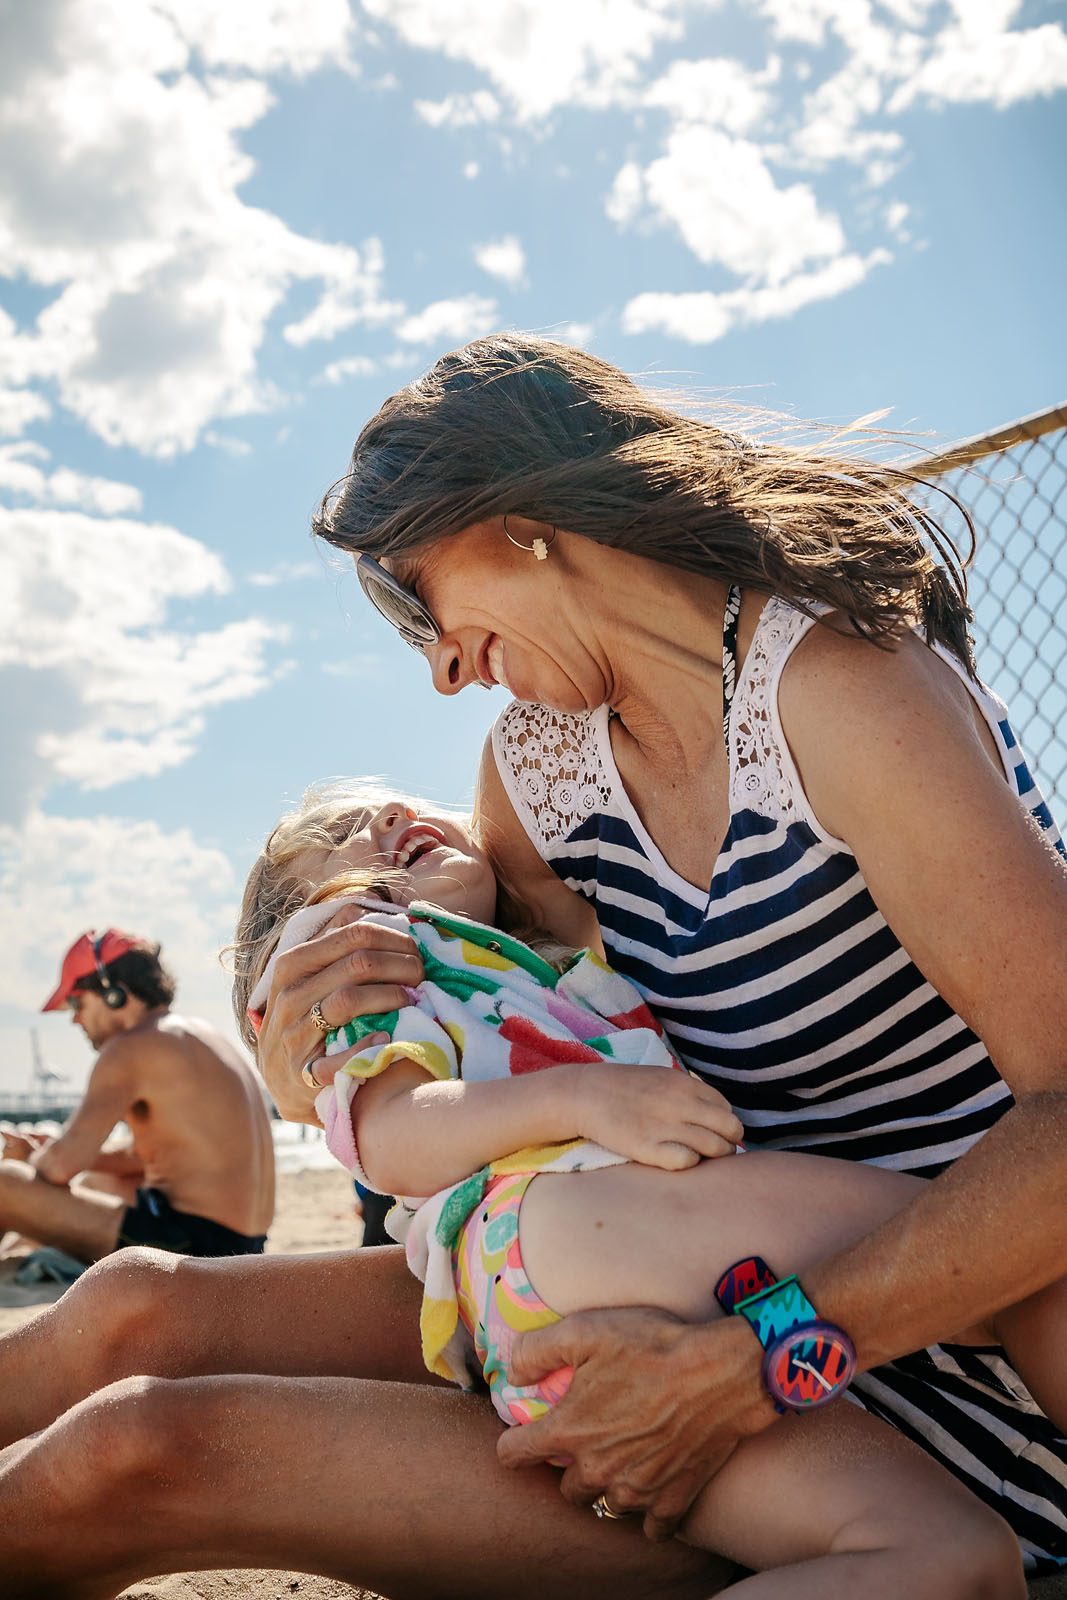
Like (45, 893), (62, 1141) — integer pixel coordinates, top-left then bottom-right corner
(301, 1059), (325, 1091)
(592, 1494), (631, 1521)
(310, 1000), (331, 1035)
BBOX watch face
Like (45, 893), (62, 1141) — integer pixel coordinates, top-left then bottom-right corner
(763, 1321), (857, 1410)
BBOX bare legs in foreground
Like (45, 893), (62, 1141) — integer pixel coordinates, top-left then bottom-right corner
(0, 1247), (723, 1600)
(0, 1244), (1025, 1600)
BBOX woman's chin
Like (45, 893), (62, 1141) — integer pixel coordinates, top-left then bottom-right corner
(506, 678), (597, 716)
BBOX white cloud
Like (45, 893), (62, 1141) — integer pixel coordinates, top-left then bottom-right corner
(624, 289), (731, 344)
(790, 55), (910, 170)
(396, 294), (499, 345)
(622, 248), (890, 341)
(886, 200), (910, 237)
(0, 385), (51, 437)
(281, 238), (403, 347)
(753, 0), (840, 47)
(363, 0), (682, 120)
(551, 321), (596, 345)
(890, 18), (1067, 109)
(415, 90), (501, 127)
(0, 504), (287, 807)
(157, 0), (360, 78)
(611, 126), (847, 286)
(202, 430), (253, 457)
(317, 353), (380, 385)
(0, 808), (244, 1083)
(606, 161), (646, 225)
(604, 162), (646, 225)
(248, 560), (322, 588)
(756, 0), (1066, 160)
(0, 441), (143, 514)
(473, 236), (527, 285)
(643, 56), (778, 134)
(0, 0), (393, 457)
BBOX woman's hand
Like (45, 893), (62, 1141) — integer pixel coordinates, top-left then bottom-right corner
(257, 906), (424, 1122)
(497, 1306), (777, 1539)
(577, 1063), (743, 1167)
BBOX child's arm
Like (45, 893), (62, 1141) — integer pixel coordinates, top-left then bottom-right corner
(353, 1056), (744, 1196)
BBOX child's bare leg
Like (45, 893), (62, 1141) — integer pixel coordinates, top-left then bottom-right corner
(0, 1373), (728, 1600)
(682, 1398), (1025, 1599)
(0, 1244), (429, 1447)
(521, 1148), (930, 1324)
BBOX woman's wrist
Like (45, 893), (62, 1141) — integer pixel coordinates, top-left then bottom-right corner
(691, 1315), (782, 1439)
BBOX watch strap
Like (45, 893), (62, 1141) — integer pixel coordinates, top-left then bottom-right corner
(714, 1254), (778, 1314)
(734, 1275), (818, 1348)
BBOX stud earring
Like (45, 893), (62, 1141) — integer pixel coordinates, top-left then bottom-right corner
(503, 515), (556, 562)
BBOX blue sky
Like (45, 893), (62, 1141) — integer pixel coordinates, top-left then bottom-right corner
(1, 0), (1065, 1092)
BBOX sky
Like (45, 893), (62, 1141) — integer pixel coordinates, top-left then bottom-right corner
(1, 0), (1065, 1094)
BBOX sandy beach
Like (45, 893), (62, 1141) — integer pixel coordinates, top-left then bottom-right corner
(2, 1161), (1063, 1599)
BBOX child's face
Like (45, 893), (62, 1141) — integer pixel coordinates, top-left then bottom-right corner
(297, 796), (498, 923)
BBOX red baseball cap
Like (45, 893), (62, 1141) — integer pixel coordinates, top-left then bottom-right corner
(41, 928), (143, 1012)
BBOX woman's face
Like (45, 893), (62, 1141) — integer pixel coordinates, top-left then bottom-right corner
(294, 797), (498, 925)
(382, 519), (610, 714)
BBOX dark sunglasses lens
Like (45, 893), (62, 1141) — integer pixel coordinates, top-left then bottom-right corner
(357, 560), (439, 647)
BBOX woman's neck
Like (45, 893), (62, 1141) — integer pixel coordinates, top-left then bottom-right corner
(590, 558), (732, 763)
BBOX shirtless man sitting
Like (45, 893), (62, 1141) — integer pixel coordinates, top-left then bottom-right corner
(0, 929), (275, 1263)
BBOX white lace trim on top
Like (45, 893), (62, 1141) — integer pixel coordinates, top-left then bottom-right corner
(493, 702), (614, 855)
(728, 595), (822, 833)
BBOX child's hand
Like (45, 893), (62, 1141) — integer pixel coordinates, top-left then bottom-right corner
(576, 1064), (743, 1168)
(1, 1125), (38, 1162)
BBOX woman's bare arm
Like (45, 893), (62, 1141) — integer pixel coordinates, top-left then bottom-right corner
(787, 625), (1067, 1353)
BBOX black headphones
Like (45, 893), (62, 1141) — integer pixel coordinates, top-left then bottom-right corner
(93, 934), (127, 1010)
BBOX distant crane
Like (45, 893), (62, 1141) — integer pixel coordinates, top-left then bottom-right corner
(29, 1028), (67, 1094)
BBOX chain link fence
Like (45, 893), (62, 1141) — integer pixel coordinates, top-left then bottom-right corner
(911, 403), (1067, 824)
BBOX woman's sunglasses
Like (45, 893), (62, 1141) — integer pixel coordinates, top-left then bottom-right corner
(355, 554), (441, 653)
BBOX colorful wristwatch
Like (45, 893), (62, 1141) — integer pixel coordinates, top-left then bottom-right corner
(714, 1255), (856, 1413)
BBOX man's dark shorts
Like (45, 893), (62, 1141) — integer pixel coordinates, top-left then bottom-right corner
(116, 1187), (267, 1257)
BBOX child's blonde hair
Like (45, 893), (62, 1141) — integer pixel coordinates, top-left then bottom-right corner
(228, 778), (571, 1051)
(228, 780), (455, 1048)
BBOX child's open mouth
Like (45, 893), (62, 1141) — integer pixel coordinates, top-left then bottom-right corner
(394, 825), (449, 869)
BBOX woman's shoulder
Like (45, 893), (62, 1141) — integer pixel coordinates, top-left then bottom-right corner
(733, 600), (1004, 844)
(774, 617), (1021, 845)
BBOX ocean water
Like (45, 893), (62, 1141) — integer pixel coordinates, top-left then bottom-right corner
(2, 1114), (339, 1178)
(270, 1118), (338, 1175)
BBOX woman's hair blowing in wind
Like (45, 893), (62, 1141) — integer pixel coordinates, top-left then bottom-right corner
(314, 333), (975, 668)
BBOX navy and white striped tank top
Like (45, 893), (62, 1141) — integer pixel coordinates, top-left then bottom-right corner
(494, 593), (1064, 1177)
(493, 591), (1067, 1573)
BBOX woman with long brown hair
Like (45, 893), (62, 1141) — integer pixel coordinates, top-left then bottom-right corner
(277, 333), (1066, 1569)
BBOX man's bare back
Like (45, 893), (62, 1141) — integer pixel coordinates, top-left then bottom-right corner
(81, 1012), (275, 1236)
(0, 930), (275, 1263)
